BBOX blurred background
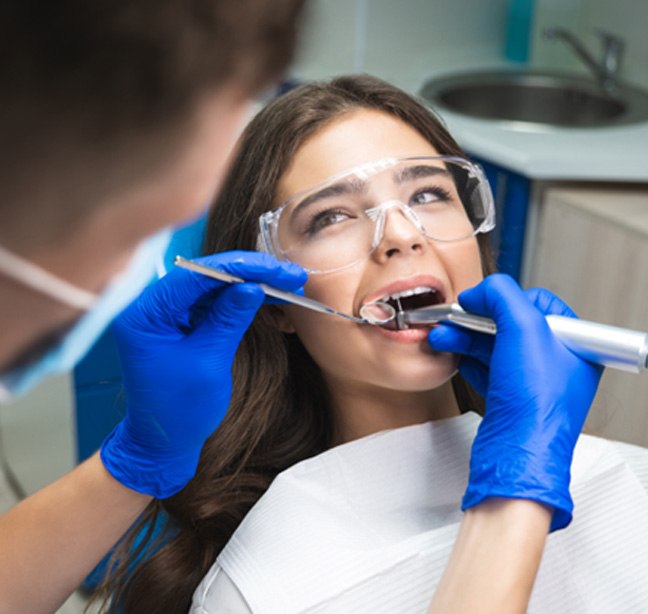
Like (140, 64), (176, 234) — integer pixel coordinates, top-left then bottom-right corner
(1, 1), (647, 610)
(292, 0), (647, 90)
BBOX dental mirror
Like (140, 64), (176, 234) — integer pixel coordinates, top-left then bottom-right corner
(359, 301), (398, 326)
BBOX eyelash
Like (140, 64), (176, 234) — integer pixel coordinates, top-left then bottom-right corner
(410, 186), (452, 204)
(304, 207), (351, 236)
(302, 186), (454, 236)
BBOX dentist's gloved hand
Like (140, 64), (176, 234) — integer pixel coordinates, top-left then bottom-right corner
(428, 274), (602, 531)
(100, 251), (306, 499)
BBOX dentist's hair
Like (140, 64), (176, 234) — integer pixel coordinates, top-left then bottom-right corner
(0, 0), (305, 249)
(97, 75), (495, 613)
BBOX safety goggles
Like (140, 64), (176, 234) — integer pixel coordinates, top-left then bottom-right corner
(257, 156), (495, 274)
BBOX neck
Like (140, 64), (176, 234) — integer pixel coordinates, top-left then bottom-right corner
(327, 377), (461, 445)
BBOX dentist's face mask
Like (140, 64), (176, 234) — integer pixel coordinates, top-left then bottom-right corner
(0, 229), (171, 403)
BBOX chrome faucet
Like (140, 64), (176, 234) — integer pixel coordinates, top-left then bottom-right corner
(543, 27), (625, 94)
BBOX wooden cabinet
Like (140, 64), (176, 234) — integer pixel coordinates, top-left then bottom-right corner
(529, 186), (648, 446)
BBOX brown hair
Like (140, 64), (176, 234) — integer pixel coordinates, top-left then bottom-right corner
(96, 75), (495, 612)
(0, 0), (305, 248)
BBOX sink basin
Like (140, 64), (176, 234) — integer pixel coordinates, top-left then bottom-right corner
(420, 71), (648, 128)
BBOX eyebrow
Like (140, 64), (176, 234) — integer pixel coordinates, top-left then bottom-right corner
(395, 165), (450, 182)
(292, 179), (367, 216)
(291, 164), (451, 216)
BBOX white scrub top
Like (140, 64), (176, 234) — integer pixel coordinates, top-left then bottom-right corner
(190, 412), (648, 613)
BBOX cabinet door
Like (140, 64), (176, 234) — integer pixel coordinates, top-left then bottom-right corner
(530, 188), (648, 447)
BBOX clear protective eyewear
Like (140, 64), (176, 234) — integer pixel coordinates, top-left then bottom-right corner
(257, 156), (496, 274)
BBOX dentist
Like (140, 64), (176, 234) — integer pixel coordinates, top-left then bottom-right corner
(0, 2), (306, 612)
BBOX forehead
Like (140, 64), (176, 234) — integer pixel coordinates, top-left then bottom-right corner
(277, 109), (440, 203)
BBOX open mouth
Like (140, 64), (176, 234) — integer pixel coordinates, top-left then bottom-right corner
(362, 285), (446, 330)
(380, 286), (445, 314)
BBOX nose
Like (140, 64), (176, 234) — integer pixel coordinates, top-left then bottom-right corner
(371, 201), (428, 262)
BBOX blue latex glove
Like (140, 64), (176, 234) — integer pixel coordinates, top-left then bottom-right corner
(100, 251), (306, 498)
(428, 274), (602, 531)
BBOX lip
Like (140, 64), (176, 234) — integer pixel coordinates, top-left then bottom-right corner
(372, 324), (435, 344)
(360, 274), (448, 309)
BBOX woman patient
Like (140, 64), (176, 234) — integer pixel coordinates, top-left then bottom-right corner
(98, 76), (648, 613)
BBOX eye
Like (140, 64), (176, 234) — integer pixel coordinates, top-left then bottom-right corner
(305, 208), (353, 236)
(410, 187), (452, 206)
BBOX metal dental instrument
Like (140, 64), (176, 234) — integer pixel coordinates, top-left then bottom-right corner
(364, 301), (648, 374)
(173, 256), (388, 325)
(175, 256), (648, 373)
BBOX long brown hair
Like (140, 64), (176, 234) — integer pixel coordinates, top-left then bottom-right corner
(95, 75), (495, 612)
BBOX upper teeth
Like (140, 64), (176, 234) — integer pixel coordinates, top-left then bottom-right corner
(382, 286), (437, 302)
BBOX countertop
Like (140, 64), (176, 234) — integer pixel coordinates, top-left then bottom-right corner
(417, 65), (648, 183)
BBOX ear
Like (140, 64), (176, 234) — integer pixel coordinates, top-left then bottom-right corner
(267, 305), (297, 334)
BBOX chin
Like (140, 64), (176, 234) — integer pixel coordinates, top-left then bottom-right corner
(376, 354), (459, 392)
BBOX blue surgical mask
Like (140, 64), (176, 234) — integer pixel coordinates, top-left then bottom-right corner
(0, 229), (171, 402)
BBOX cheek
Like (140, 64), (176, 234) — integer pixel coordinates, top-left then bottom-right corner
(283, 275), (361, 367)
(301, 273), (360, 315)
(439, 239), (484, 296)
(286, 307), (346, 375)
(166, 103), (250, 225)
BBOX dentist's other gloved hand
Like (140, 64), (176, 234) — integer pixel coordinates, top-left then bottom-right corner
(100, 251), (306, 499)
(428, 274), (602, 531)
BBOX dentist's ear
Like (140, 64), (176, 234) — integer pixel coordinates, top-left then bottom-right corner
(267, 305), (297, 334)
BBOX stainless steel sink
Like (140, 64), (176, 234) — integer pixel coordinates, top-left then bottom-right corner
(420, 70), (648, 128)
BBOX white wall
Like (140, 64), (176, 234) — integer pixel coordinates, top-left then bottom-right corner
(293, 0), (509, 92)
(531, 0), (648, 90)
(583, 0), (648, 89)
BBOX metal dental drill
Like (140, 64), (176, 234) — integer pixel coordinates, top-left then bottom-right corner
(360, 300), (648, 374)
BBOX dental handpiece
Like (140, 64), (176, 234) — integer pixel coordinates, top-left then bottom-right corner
(397, 302), (648, 374)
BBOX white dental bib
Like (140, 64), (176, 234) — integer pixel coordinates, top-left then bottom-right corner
(191, 412), (648, 613)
